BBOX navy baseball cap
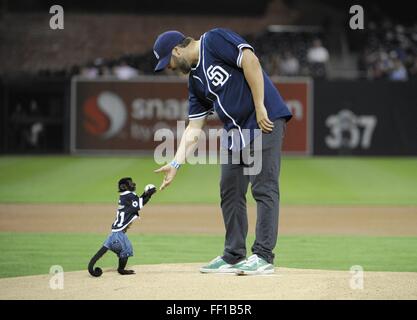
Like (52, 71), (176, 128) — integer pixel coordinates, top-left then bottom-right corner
(153, 31), (186, 72)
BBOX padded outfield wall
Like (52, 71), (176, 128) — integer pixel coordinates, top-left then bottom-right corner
(70, 77), (417, 156)
(2, 77), (416, 156)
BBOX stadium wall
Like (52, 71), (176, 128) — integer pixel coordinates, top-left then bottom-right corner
(70, 76), (312, 155)
(2, 77), (416, 156)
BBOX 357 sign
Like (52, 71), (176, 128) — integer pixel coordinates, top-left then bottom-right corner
(325, 110), (377, 149)
(313, 80), (417, 156)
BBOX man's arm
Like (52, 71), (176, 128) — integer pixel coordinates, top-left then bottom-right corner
(154, 116), (206, 190)
(241, 48), (274, 133)
(173, 116), (206, 165)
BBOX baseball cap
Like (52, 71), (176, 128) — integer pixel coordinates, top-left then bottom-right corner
(153, 31), (186, 72)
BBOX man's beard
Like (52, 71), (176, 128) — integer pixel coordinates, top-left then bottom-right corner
(173, 56), (191, 74)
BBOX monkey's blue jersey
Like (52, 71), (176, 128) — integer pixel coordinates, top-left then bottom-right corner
(111, 191), (143, 232)
(188, 28), (292, 151)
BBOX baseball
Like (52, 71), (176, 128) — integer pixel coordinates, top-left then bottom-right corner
(145, 184), (156, 192)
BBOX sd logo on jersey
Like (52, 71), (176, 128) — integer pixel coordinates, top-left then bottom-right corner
(207, 65), (230, 87)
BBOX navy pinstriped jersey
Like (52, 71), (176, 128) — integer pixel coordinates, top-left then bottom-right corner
(111, 191), (143, 232)
(188, 28), (292, 151)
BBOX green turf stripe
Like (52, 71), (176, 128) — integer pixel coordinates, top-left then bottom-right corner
(1, 156), (417, 205)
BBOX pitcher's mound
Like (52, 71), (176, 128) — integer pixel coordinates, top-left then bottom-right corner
(1, 263), (416, 300)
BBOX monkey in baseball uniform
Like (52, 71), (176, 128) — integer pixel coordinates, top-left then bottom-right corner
(88, 177), (156, 277)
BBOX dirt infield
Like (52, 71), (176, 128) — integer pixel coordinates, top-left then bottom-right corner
(0, 263), (416, 300)
(1, 204), (417, 299)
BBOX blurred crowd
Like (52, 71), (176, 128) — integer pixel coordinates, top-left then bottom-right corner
(257, 37), (329, 78)
(359, 20), (417, 80)
(35, 21), (417, 81)
(65, 31), (330, 79)
(77, 57), (143, 79)
(37, 53), (155, 79)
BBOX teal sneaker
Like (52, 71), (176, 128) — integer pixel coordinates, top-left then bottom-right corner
(235, 254), (275, 275)
(200, 256), (244, 274)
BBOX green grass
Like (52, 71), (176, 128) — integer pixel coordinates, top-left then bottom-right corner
(0, 156), (417, 205)
(0, 233), (416, 278)
(1, 157), (415, 279)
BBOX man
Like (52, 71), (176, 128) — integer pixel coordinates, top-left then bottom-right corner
(153, 28), (292, 275)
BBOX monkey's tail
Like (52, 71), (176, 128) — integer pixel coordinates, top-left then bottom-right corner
(88, 246), (108, 277)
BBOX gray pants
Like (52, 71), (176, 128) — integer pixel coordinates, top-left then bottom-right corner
(220, 118), (285, 264)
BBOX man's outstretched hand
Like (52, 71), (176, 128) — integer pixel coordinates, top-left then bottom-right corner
(154, 164), (177, 191)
